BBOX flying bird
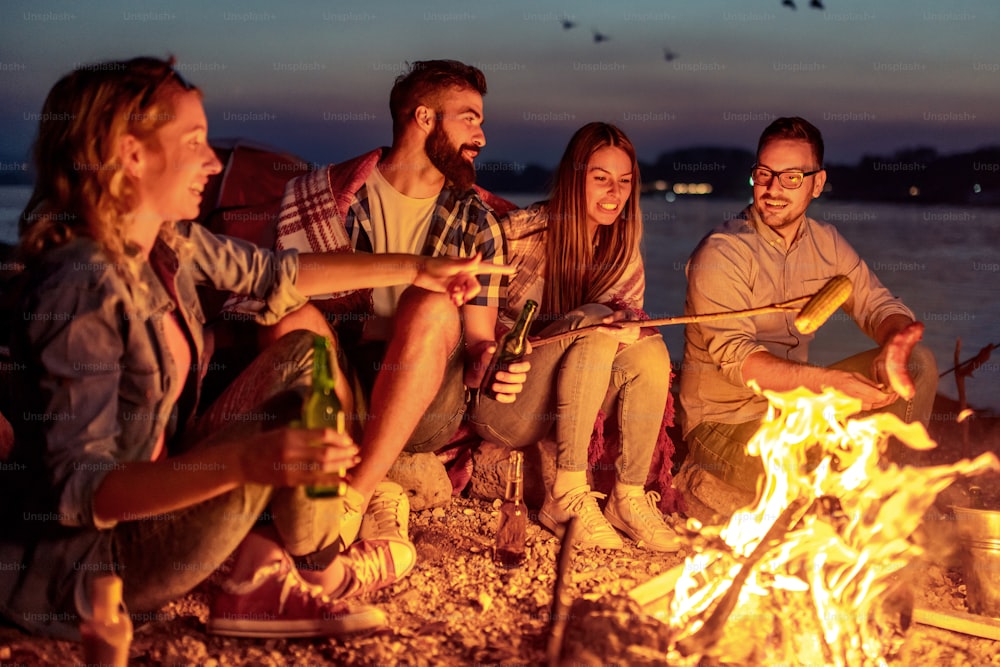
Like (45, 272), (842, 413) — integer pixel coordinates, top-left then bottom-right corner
(663, 47), (679, 62)
(560, 16), (576, 30)
(810, 0), (825, 8)
(592, 29), (610, 43)
(782, 0), (797, 9)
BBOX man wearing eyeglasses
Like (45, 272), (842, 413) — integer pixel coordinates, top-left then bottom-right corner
(676, 116), (937, 518)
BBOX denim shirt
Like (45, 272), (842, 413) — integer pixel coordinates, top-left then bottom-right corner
(0, 221), (305, 638)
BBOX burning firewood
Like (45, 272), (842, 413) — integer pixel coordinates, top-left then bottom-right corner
(912, 607), (1000, 641)
(627, 385), (1000, 665)
(674, 497), (810, 656)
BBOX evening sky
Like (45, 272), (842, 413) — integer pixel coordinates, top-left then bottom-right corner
(1, 0), (998, 168)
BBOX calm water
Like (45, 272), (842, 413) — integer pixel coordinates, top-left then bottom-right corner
(3, 186), (998, 412)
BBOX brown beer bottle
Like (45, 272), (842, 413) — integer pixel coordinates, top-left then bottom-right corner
(480, 300), (538, 400)
(494, 450), (527, 567)
(80, 574), (132, 667)
(304, 334), (347, 498)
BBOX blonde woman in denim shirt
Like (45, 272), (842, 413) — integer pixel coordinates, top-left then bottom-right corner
(0, 57), (505, 641)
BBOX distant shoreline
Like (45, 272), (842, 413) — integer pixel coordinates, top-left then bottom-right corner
(3, 142), (1000, 206)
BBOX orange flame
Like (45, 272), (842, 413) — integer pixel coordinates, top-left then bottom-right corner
(658, 385), (1000, 665)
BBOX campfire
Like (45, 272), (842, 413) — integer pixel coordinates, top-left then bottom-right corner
(627, 384), (1000, 666)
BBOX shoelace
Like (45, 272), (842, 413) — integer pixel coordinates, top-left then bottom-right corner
(564, 489), (610, 531)
(276, 565), (332, 612)
(340, 541), (392, 597)
(367, 495), (404, 535)
(623, 491), (674, 536)
(233, 559), (333, 613)
(629, 490), (664, 520)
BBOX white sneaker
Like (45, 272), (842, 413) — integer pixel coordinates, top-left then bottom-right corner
(338, 486), (365, 547)
(359, 481), (410, 543)
(604, 490), (682, 552)
(539, 485), (623, 549)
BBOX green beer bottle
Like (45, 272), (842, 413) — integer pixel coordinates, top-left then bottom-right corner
(304, 334), (347, 498)
(480, 300), (538, 400)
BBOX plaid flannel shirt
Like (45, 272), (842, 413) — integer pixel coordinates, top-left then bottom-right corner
(274, 149), (511, 323)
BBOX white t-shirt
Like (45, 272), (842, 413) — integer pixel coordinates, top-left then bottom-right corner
(365, 166), (437, 321)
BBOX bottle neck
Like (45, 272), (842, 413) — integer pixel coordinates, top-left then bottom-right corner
(311, 335), (336, 393)
(504, 451), (524, 503)
(505, 478), (523, 504)
(503, 300), (538, 357)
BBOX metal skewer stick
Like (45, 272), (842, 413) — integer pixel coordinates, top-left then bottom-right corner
(529, 275), (852, 349)
(530, 297), (809, 348)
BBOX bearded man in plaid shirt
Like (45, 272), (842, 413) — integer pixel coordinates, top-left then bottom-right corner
(265, 60), (526, 556)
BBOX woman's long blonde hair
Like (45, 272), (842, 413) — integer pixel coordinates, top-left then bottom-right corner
(543, 122), (642, 318)
(18, 56), (198, 266)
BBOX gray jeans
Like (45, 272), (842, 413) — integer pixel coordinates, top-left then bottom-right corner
(470, 304), (671, 486)
(683, 344), (938, 493)
(114, 330), (344, 614)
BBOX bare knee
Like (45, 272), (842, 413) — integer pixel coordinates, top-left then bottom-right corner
(259, 303), (335, 348)
(908, 343), (938, 381)
(394, 287), (460, 349)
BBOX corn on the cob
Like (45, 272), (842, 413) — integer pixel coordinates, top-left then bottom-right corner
(794, 275), (853, 334)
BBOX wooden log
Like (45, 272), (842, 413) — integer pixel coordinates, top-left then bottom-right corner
(913, 606), (1000, 641)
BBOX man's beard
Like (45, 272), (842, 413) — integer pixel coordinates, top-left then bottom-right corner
(425, 124), (477, 193)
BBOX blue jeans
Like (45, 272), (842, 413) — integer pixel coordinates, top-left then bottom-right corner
(470, 304), (671, 486)
(683, 344), (938, 493)
(114, 330), (345, 614)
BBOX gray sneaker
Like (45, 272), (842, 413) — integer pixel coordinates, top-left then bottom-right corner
(359, 481), (411, 543)
(604, 490), (682, 552)
(539, 485), (623, 549)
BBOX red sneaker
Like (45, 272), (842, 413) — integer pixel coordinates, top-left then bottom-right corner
(207, 554), (386, 638)
(333, 538), (416, 600)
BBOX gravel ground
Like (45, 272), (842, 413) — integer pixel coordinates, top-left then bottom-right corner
(2, 496), (999, 666)
(2, 402), (999, 666)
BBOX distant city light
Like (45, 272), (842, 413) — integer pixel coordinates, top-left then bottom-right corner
(672, 183), (713, 195)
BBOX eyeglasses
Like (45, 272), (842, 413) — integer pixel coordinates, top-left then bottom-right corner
(750, 165), (822, 190)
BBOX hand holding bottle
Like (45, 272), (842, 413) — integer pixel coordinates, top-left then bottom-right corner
(479, 300), (538, 402)
(304, 334), (350, 498)
(472, 342), (532, 403)
(233, 425), (358, 488)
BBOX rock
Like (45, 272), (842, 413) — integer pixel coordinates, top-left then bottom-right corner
(387, 451), (452, 510)
(469, 439), (558, 507)
(560, 596), (671, 667)
(672, 466), (754, 525)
